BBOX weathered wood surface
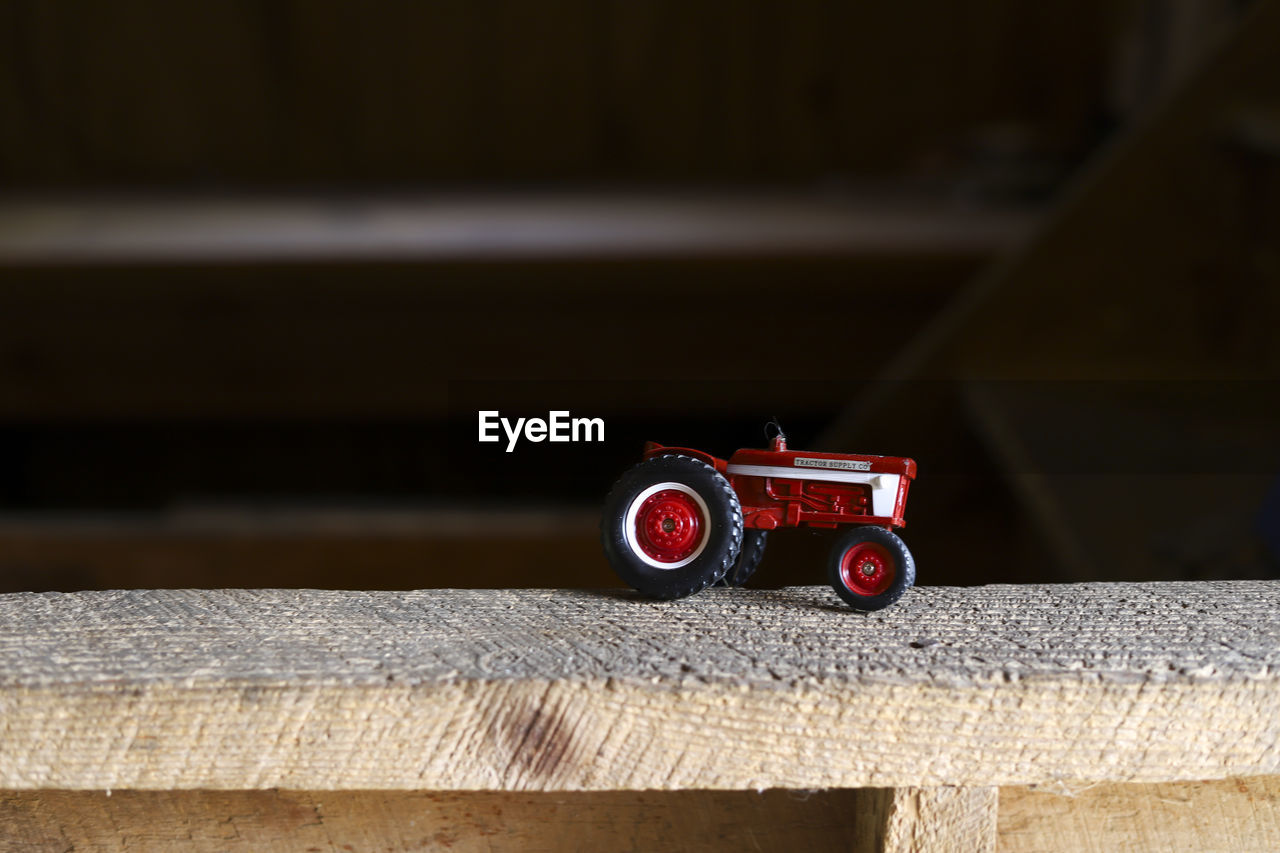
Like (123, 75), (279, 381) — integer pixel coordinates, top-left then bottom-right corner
(880, 786), (996, 853)
(0, 789), (873, 853)
(1, 583), (1278, 791)
(5, 779), (1276, 852)
(999, 775), (1280, 853)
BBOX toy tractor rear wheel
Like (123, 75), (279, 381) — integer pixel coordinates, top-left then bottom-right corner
(719, 530), (767, 587)
(602, 455), (743, 599)
(827, 526), (914, 611)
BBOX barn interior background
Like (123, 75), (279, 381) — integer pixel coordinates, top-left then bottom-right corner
(1, 0), (1277, 594)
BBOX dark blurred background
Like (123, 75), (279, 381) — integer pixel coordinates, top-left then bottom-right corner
(1, 0), (1277, 593)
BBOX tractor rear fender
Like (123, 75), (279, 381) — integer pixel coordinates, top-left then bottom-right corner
(641, 443), (729, 475)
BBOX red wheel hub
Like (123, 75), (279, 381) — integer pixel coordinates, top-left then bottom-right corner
(839, 541), (895, 597)
(634, 489), (705, 563)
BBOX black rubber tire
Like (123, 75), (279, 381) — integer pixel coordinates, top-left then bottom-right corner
(827, 526), (915, 611)
(601, 455), (743, 599)
(719, 529), (768, 586)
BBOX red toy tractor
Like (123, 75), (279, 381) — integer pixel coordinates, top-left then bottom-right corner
(601, 427), (917, 610)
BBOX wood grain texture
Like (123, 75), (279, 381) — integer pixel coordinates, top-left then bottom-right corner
(6, 780), (1279, 852)
(1, 583), (1278, 791)
(999, 775), (1280, 852)
(0, 788), (874, 853)
(881, 786), (996, 853)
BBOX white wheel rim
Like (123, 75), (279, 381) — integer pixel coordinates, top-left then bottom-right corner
(623, 481), (711, 570)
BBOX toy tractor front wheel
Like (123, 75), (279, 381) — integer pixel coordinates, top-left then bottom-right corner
(827, 526), (915, 611)
(602, 455), (744, 599)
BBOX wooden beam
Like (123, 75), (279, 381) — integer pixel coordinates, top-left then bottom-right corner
(0, 789), (874, 852)
(0, 193), (1032, 265)
(999, 776), (1280, 852)
(5, 779), (1277, 851)
(2, 583), (1278, 791)
(878, 786), (997, 853)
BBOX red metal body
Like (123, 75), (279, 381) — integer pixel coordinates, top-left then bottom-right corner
(642, 436), (915, 532)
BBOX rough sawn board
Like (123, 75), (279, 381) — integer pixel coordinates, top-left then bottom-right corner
(1, 583), (1277, 790)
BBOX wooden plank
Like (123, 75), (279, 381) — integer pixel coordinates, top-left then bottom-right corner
(0, 788), (871, 852)
(999, 776), (1280, 852)
(5, 781), (1279, 852)
(0, 193), (1032, 265)
(879, 786), (996, 853)
(1, 583), (1278, 791)
(6, 783), (1280, 852)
